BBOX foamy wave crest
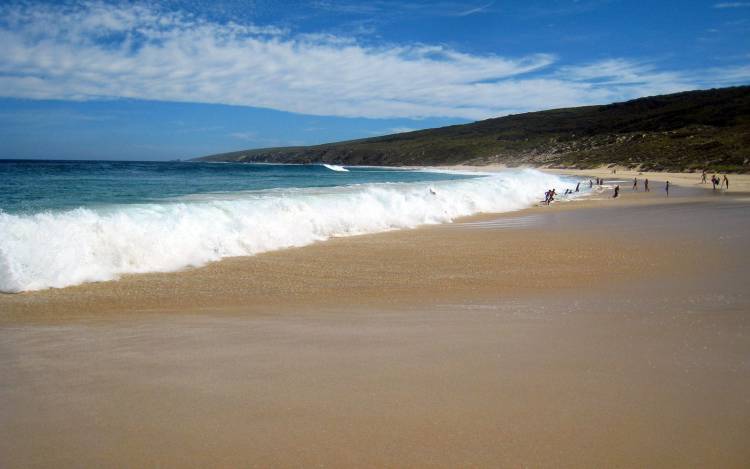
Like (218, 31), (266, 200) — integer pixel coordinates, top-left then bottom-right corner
(0, 169), (574, 292)
(322, 164), (349, 172)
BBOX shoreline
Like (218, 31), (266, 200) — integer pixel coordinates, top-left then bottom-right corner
(0, 167), (741, 324)
(439, 163), (750, 192)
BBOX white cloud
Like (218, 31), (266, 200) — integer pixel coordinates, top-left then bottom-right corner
(367, 126), (420, 135)
(0, 2), (744, 121)
(229, 131), (257, 141)
(696, 64), (750, 84)
(455, 2), (494, 17)
(556, 59), (696, 99)
(388, 127), (419, 133)
(713, 2), (750, 8)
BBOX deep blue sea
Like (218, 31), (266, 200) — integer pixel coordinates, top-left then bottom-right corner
(0, 160), (576, 292)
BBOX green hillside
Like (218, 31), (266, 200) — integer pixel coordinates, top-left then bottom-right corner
(196, 86), (750, 172)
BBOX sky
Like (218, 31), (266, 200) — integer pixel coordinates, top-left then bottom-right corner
(0, 0), (748, 160)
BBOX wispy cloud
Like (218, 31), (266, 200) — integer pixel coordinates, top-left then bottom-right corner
(368, 126), (420, 135)
(713, 2), (750, 8)
(455, 2), (494, 17)
(388, 126), (419, 133)
(0, 2), (745, 121)
(229, 131), (258, 141)
(697, 64), (750, 84)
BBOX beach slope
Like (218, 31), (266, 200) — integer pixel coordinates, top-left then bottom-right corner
(1, 182), (749, 467)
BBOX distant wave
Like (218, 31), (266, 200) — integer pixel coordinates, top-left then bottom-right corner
(0, 169), (575, 292)
(322, 164), (349, 172)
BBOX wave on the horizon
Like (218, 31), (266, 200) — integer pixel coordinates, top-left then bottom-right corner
(322, 164), (349, 172)
(0, 169), (576, 293)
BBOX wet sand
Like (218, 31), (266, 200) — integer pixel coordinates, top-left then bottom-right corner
(1, 179), (749, 467)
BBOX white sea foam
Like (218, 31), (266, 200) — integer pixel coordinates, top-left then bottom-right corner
(0, 169), (576, 292)
(322, 164), (349, 172)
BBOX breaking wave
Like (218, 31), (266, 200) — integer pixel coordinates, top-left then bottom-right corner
(322, 164), (349, 172)
(0, 169), (575, 292)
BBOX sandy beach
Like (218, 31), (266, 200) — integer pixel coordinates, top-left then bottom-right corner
(444, 164), (750, 193)
(1, 172), (749, 467)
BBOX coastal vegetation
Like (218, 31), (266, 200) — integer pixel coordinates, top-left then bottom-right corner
(197, 86), (750, 172)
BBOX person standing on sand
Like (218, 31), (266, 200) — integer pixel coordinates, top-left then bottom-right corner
(701, 170), (707, 184)
(723, 175), (729, 190)
(633, 177), (638, 191)
(665, 180), (670, 197)
(644, 179), (649, 192)
(613, 185), (620, 198)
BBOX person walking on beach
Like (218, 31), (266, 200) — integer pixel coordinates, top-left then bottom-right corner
(723, 175), (729, 190)
(633, 177), (638, 191)
(613, 185), (620, 198)
(644, 178), (649, 192)
(701, 170), (707, 184)
(665, 180), (670, 197)
(711, 175), (718, 191)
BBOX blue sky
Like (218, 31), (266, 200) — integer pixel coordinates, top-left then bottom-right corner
(0, 0), (748, 160)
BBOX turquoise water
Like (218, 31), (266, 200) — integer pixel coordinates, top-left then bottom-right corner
(0, 160), (471, 214)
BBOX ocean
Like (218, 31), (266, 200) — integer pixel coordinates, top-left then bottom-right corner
(0, 160), (577, 292)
